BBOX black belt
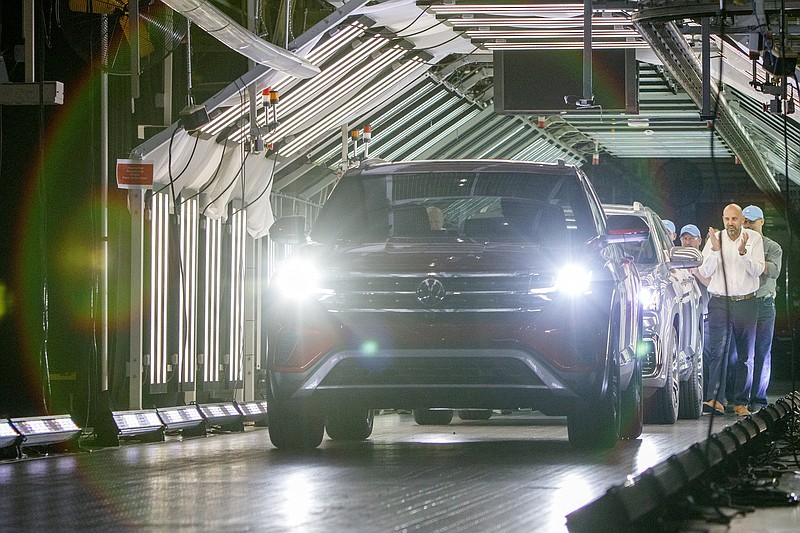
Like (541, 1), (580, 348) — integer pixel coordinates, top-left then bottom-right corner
(712, 292), (756, 301)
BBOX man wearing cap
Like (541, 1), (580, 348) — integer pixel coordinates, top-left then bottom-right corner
(663, 219), (677, 245)
(698, 204), (765, 416)
(741, 205), (782, 411)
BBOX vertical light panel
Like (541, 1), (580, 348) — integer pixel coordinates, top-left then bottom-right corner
(179, 198), (199, 385)
(149, 193), (170, 386)
(203, 217), (222, 383)
(229, 209), (247, 385)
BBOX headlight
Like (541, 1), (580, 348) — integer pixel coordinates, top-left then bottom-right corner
(639, 286), (659, 310)
(555, 265), (593, 295)
(271, 258), (323, 299)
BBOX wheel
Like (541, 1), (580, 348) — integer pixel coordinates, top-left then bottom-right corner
(457, 409), (493, 421)
(644, 325), (679, 424)
(413, 409), (454, 425)
(267, 402), (325, 450)
(620, 357), (643, 440)
(326, 408), (374, 441)
(678, 348), (703, 419)
(568, 359), (621, 450)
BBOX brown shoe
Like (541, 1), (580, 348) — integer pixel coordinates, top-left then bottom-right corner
(733, 405), (751, 416)
(703, 400), (725, 414)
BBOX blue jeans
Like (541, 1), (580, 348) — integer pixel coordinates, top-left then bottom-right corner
(724, 297), (776, 408)
(705, 296), (757, 406)
(750, 297), (776, 408)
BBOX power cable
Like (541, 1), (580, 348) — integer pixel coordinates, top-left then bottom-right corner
(777, 0), (799, 469)
(703, 6), (731, 447)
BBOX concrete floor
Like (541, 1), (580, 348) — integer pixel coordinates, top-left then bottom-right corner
(3, 399), (798, 532)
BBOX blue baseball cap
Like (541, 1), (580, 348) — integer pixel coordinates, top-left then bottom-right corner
(662, 219), (676, 234)
(742, 205), (764, 221)
(679, 224), (701, 238)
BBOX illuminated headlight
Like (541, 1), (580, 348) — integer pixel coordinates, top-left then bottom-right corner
(555, 265), (593, 295)
(271, 258), (325, 299)
(639, 286), (659, 310)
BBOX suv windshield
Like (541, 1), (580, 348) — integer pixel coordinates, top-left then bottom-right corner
(311, 170), (597, 245)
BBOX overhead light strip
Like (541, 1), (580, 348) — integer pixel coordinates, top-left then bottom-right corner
(311, 82), (438, 164)
(306, 22), (368, 64)
(271, 47), (409, 151)
(405, 107), (482, 160)
(483, 42), (649, 50)
(228, 35), (392, 144)
(445, 18), (632, 27)
(370, 91), (452, 158)
(282, 59), (422, 157)
(466, 29), (639, 38)
(202, 21), (369, 137)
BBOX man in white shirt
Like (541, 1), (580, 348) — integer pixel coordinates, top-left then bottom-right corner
(697, 204), (765, 416)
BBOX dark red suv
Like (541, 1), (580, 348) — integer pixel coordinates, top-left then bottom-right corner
(266, 160), (647, 449)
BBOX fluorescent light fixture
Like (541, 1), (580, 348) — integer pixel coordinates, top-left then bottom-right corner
(96, 409), (165, 446)
(1, 419), (23, 453)
(281, 55), (420, 156)
(10, 414), (82, 448)
(235, 400), (269, 426)
(160, 0), (320, 79)
(157, 405), (206, 436)
(197, 402), (245, 432)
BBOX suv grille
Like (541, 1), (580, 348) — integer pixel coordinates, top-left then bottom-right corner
(319, 273), (555, 312)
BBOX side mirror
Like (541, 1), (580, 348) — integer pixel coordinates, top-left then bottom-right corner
(597, 214), (649, 246)
(667, 246), (703, 269)
(269, 216), (307, 245)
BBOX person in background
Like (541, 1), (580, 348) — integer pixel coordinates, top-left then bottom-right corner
(663, 219), (677, 244)
(740, 205), (783, 411)
(680, 223), (702, 251)
(698, 204), (765, 416)
(682, 224), (711, 391)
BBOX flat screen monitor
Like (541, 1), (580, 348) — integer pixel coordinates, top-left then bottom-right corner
(494, 49), (638, 115)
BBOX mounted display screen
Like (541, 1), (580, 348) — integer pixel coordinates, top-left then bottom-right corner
(494, 49), (639, 115)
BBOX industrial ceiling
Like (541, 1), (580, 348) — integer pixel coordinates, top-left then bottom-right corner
(132, 0), (800, 236)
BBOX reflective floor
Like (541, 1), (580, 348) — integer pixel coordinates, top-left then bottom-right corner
(6, 405), (798, 532)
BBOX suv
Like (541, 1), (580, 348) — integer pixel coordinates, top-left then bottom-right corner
(604, 203), (704, 423)
(266, 160), (648, 450)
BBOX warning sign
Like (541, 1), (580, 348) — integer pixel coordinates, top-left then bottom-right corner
(116, 159), (154, 189)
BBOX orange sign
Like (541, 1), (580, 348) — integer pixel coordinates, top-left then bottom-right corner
(116, 159), (154, 189)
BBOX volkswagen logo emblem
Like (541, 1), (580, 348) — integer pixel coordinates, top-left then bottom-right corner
(416, 278), (445, 306)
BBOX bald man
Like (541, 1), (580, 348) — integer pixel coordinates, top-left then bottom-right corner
(698, 204), (765, 416)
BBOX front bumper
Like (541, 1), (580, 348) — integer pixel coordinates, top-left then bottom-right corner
(268, 346), (601, 416)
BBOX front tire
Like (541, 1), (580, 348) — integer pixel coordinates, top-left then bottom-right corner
(678, 348), (703, 419)
(268, 402), (325, 450)
(413, 409), (454, 425)
(568, 359), (621, 449)
(645, 325), (680, 424)
(326, 408), (374, 441)
(620, 358), (643, 439)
